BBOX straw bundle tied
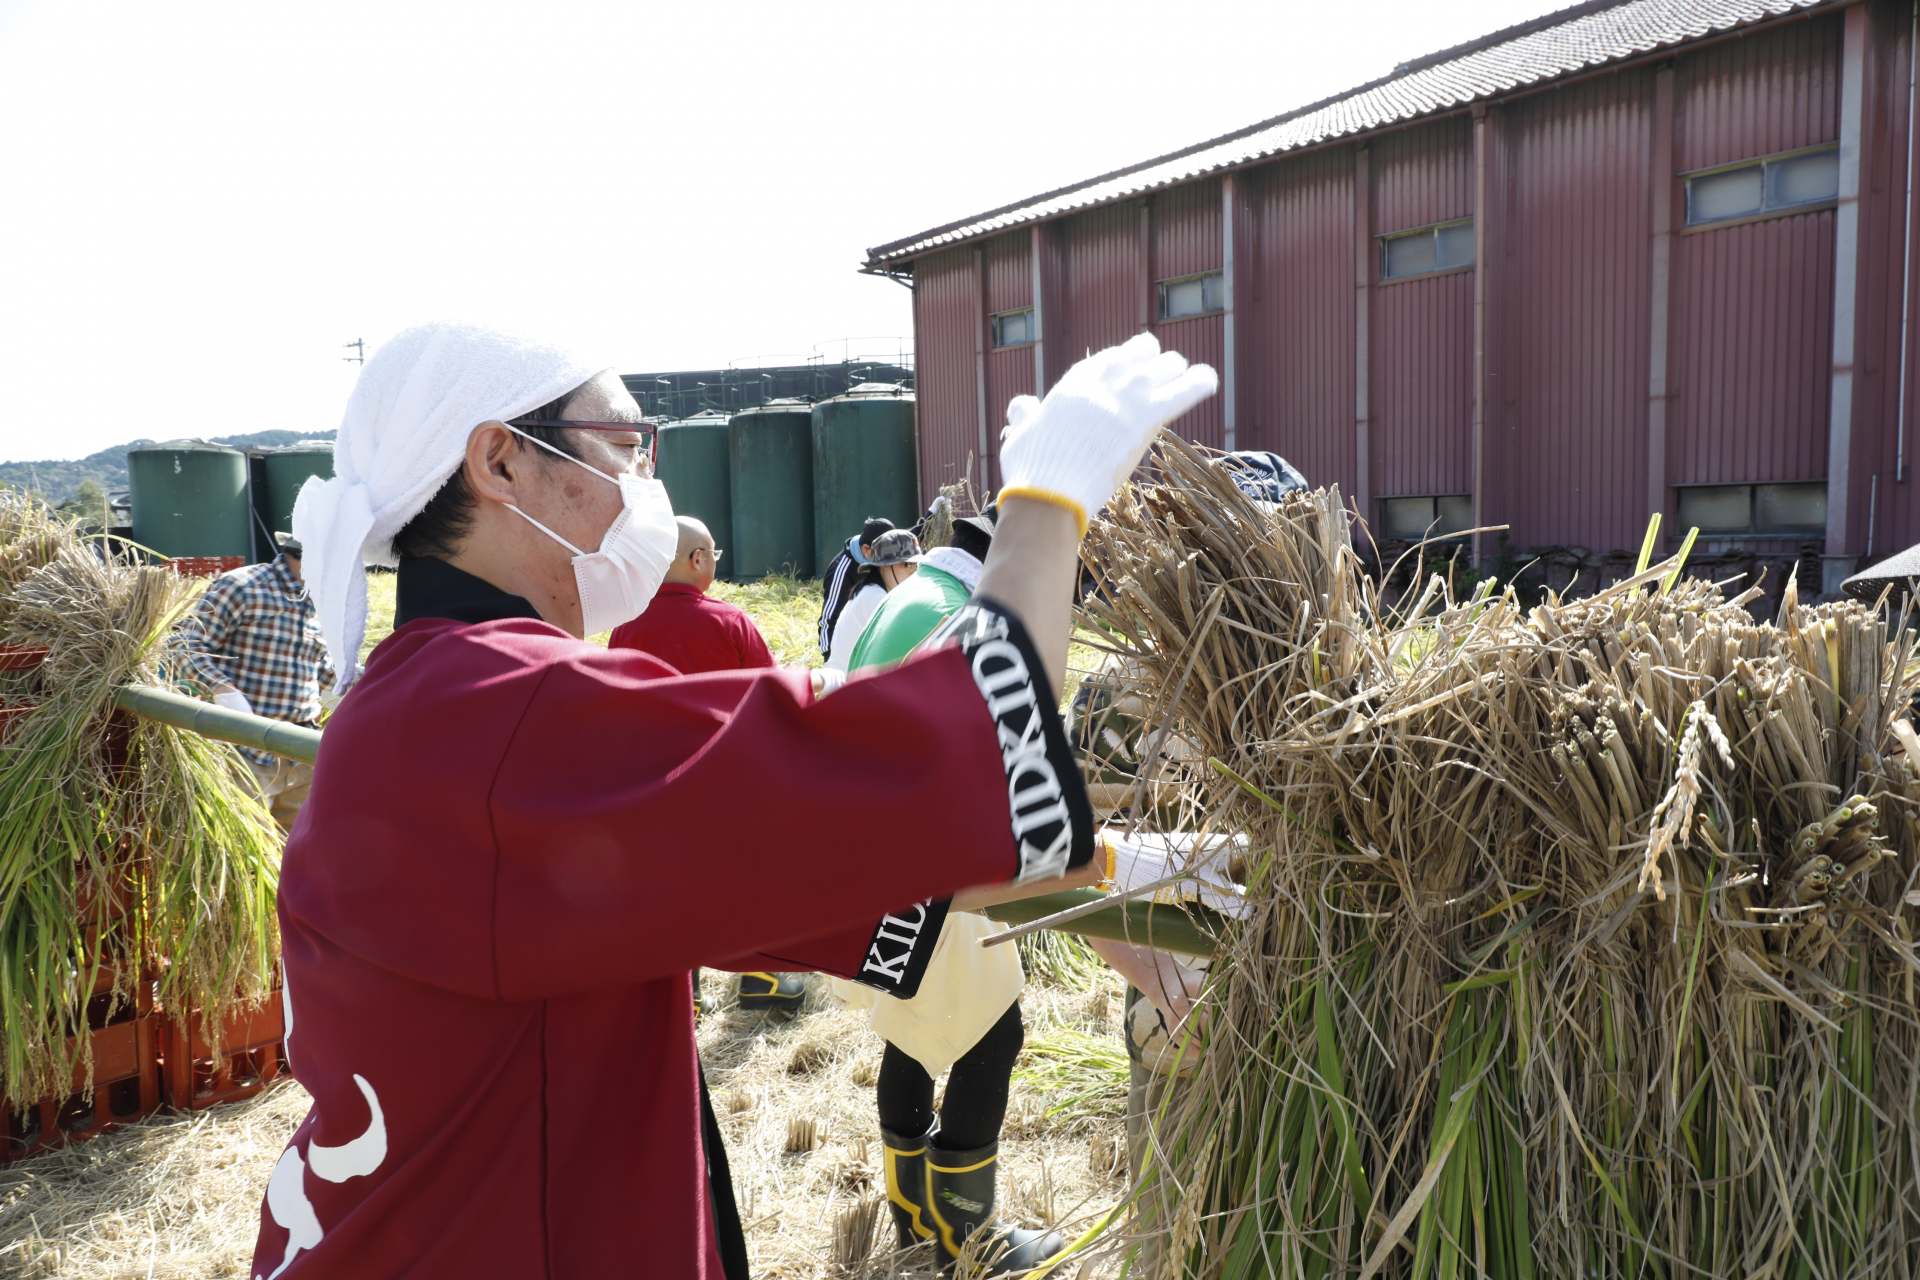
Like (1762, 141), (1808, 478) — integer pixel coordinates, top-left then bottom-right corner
(1078, 436), (1920, 1278)
(0, 498), (280, 1106)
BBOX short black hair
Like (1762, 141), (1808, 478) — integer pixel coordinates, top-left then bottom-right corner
(951, 508), (995, 561)
(390, 385), (590, 561)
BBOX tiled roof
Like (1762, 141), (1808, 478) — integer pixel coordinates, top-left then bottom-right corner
(865, 0), (1832, 266)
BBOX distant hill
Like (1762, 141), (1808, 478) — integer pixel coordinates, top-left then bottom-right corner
(0, 430), (331, 506)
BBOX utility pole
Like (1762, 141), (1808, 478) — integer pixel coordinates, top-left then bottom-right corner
(343, 338), (365, 365)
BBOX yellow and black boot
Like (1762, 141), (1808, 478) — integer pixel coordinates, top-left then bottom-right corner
(736, 971), (806, 1016)
(882, 1125), (936, 1250)
(925, 1138), (1064, 1274)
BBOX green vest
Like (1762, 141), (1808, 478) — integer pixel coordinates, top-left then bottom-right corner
(845, 559), (974, 672)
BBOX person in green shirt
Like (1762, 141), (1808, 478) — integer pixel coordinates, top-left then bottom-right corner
(834, 506), (1068, 1273)
(842, 509), (995, 670)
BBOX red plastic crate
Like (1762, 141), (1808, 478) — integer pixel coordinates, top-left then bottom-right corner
(2, 1013), (161, 1163)
(0, 644), (49, 671)
(161, 990), (287, 1110)
(167, 555), (247, 578)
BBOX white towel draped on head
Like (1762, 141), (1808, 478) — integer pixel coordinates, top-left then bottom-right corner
(292, 323), (605, 691)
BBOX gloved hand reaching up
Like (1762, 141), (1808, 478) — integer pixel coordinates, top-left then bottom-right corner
(997, 333), (1218, 535)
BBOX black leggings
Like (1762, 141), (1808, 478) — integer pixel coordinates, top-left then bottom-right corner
(876, 1001), (1025, 1151)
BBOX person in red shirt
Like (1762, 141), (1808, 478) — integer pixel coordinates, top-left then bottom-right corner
(610, 517), (771, 672)
(609, 517), (804, 1015)
(263, 322), (1214, 1279)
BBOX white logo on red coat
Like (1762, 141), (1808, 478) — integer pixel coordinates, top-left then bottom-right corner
(257, 974), (390, 1279)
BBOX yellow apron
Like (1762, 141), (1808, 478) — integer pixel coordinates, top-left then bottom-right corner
(831, 910), (1025, 1077)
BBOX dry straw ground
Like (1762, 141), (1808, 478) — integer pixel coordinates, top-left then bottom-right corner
(0, 970), (1130, 1279)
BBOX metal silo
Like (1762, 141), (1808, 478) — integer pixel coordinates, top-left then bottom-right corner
(811, 383), (918, 574)
(727, 399), (815, 579)
(251, 442), (334, 558)
(655, 411), (733, 581)
(127, 441), (252, 559)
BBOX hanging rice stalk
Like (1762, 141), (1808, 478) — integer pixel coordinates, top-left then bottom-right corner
(1018, 929), (1107, 989)
(0, 497), (280, 1106)
(1075, 434), (1920, 1278)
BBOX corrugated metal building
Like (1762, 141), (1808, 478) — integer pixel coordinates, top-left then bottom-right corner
(866, 0), (1920, 592)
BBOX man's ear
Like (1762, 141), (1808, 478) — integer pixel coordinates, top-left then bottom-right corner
(464, 423), (525, 506)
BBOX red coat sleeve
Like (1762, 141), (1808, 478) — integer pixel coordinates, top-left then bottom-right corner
(484, 641), (1017, 1000)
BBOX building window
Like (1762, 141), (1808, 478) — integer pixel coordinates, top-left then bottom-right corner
(1156, 272), (1225, 321)
(1380, 494), (1473, 540)
(990, 309), (1035, 348)
(1685, 147), (1839, 228)
(1380, 219), (1474, 280)
(1675, 482), (1826, 535)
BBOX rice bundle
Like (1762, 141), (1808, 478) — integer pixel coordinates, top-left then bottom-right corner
(0, 498), (280, 1105)
(1080, 436), (1920, 1278)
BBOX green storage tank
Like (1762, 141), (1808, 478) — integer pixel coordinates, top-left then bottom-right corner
(251, 442), (334, 559)
(655, 412), (733, 581)
(127, 440), (252, 559)
(728, 399), (815, 579)
(811, 383), (919, 573)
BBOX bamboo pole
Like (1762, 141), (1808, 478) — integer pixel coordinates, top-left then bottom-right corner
(113, 683), (321, 762)
(113, 682), (1217, 951)
(981, 889), (1219, 955)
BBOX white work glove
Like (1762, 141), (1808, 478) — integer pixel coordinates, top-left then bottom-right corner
(997, 332), (1218, 535)
(212, 688), (253, 717)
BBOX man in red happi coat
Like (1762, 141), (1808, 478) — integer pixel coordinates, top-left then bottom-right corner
(256, 323), (1214, 1278)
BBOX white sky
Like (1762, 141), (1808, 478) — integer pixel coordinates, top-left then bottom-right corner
(0, 0), (1556, 464)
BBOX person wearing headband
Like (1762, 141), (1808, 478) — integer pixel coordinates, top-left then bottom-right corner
(252, 323), (1215, 1280)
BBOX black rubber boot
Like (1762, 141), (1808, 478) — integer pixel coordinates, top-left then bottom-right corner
(925, 1138), (1064, 1274)
(736, 971), (806, 1015)
(882, 1124), (937, 1250)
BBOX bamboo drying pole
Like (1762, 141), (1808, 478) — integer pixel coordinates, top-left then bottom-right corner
(114, 683), (321, 762)
(110, 683), (1217, 952)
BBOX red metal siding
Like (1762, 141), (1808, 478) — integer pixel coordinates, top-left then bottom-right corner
(1674, 14), (1842, 171)
(1665, 12), (1841, 501)
(1856, 0), (1918, 555)
(1669, 212), (1835, 485)
(981, 234), (1037, 490)
(1373, 274), (1476, 497)
(1036, 223), (1069, 393)
(1150, 182), (1226, 447)
(1151, 181), (1222, 280)
(1243, 148), (1358, 494)
(983, 234), (1033, 316)
(1494, 71), (1654, 554)
(1061, 204), (1146, 366)
(1371, 118), (1475, 498)
(1373, 117), (1474, 234)
(912, 249), (982, 503)
(1154, 315), (1227, 448)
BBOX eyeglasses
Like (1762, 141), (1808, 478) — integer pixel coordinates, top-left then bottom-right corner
(512, 418), (654, 444)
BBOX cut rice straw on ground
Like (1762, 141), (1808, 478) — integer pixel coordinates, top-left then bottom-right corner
(1072, 432), (1920, 1278)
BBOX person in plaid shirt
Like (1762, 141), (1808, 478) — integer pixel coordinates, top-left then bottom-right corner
(178, 534), (335, 829)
